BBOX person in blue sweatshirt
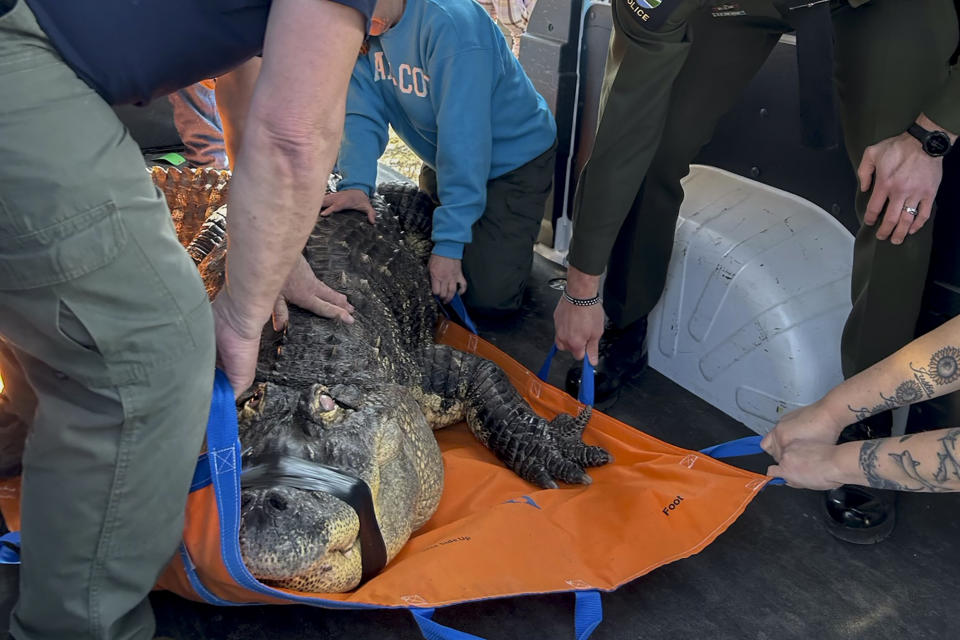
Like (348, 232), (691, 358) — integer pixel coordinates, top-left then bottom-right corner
(320, 0), (558, 316)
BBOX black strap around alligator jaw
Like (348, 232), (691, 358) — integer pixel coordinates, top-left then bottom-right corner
(241, 455), (388, 584)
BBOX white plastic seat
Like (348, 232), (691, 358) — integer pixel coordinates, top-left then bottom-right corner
(647, 165), (854, 434)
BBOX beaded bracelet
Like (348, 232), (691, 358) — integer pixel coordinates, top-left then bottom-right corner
(562, 289), (602, 307)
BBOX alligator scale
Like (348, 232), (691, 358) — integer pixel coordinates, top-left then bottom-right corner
(157, 168), (611, 593)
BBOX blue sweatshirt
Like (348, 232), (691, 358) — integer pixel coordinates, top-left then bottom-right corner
(336, 0), (557, 259)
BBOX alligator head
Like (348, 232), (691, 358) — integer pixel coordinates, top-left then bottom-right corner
(235, 380), (443, 593)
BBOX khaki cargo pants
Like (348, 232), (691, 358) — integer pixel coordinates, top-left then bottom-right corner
(0, 1), (215, 638)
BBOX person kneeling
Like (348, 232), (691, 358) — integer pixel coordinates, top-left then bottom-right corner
(321, 0), (557, 316)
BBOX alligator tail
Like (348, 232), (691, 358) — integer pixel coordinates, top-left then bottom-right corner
(185, 205), (227, 265)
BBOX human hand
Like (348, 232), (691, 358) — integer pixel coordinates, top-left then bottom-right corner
(428, 254), (467, 303)
(272, 254), (355, 330)
(857, 133), (942, 245)
(761, 399), (847, 462)
(553, 299), (604, 364)
(211, 291), (264, 397)
(553, 267), (604, 363)
(320, 189), (377, 224)
(766, 440), (844, 491)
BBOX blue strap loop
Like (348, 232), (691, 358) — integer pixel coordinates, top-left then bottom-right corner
(436, 293), (478, 336)
(412, 592), (603, 640)
(538, 345), (594, 406)
(0, 531), (20, 565)
(699, 435), (786, 486)
(574, 591), (603, 640)
(411, 609), (488, 640)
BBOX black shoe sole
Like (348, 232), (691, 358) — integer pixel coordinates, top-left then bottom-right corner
(564, 367), (647, 412)
(592, 388), (622, 413)
(822, 485), (896, 545)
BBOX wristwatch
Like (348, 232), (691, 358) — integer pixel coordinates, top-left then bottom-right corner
(907, 122), (952, 157)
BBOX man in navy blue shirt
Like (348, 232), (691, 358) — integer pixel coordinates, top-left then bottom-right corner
(0, 0), (372, 637)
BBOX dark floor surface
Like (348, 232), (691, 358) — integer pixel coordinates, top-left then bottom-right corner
(140, 254), (960, 640)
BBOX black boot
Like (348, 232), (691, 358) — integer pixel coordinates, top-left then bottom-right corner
(565, 317), (648, 410)
(822, 414), (896, 545)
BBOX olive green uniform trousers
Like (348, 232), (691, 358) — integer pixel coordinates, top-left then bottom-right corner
(0, 1), (215, 638)
(570, 0), (959, 381)
(419, 140), (557, 315)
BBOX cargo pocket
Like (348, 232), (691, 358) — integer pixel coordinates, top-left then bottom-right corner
(0, 201), (127, 291)
(57, 299), (101, 354)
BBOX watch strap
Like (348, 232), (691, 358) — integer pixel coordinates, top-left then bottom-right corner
(907, 122), (929, 144)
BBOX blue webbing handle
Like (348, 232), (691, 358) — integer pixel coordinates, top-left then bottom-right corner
(699, 435), (767, 458)
(412, 609), (487, 640)
(538, 345), (594, 406)
(575, 591), (603, 640)
(0, 531), (21, 565)
(436, 293), (478, 336)
(412, 591), (603, 640)
(699, 436), (786, 486)
(449, 293), (478, 336)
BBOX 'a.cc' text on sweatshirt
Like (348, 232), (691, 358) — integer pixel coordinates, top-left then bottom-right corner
(336, 0), (557, 259)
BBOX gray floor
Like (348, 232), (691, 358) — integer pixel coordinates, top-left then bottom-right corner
(142, 254), (960, 640)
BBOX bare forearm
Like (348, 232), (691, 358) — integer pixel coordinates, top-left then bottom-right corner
(565, 265), (601, 298)
(831, 428), (960, 492)
(216, 57), (262, 166)
(818, 315), (960, 431)
(222, 118), (341, 329)
(218, 0), (366, 332)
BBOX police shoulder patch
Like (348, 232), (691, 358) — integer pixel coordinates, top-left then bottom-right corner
(620, 0), (683, 30)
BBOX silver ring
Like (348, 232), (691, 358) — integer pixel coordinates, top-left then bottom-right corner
(903, 205), (919, 217)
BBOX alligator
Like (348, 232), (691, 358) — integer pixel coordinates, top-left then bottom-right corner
(168, 170), (612, 594)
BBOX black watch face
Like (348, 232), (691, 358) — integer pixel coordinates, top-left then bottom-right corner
(926, 131), (951, 156)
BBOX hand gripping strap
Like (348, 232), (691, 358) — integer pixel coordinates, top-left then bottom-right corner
(700, 435), (786, 486)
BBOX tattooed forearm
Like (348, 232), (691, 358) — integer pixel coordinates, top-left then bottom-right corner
(847, 345), (960, 423)
(858, 428), (960, 492)
(914, 346), (960, 386)
(888, 451), (940, 491)
(933, 430), (960, 485)
(859, 440), (907, 490)
(848, 380), (925, 422)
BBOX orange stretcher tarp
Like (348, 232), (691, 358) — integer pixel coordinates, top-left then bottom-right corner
(0, 318), (771, 609)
